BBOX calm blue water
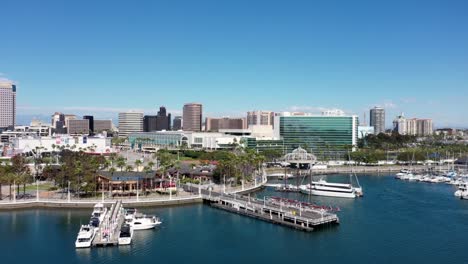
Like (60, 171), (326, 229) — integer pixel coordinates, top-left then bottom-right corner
(1, 174), (468, 264)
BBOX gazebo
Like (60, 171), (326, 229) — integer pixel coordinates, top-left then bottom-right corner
(284, 147), (317, 169)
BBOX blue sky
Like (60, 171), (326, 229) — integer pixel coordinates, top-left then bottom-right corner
(1, 0), (467, 127)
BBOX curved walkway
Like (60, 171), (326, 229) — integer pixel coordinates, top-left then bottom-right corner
(0, 174), (268, 210)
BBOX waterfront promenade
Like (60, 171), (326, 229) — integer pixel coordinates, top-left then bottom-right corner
(0, 174), (267, 210)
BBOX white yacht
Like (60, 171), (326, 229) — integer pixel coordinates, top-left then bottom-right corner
(454, 183), (467, 197)
(91, 203), (107, 223)
(407, 174), (422, 181)
(126, 212), (162, 230)
(396, 170), (412, 179)
(448, 178), (465, 185)
(277, 173), (294, 180)
(124, 208), (137, 220)
(429, 176), (449, 183)
(299, 179), (357, 199)
(118, 224), (133, 245)
(75, 225), (96, 248)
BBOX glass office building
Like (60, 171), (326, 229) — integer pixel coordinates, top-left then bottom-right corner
(247, 113), (358, 158)
(129, 132), (186, 149)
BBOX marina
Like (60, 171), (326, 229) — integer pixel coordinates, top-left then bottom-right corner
(74, 200), (162, 248)
(2, 174), (468, 264)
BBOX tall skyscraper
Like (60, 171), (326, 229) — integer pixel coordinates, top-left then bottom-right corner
(118, 112), (143, 137)
(370, 107), (385, 134)
(156, 106), (171, 131)
(183, 103), (202, 131)
(173, 116), (182, 130)
(0, 81), (16, 129)
(143, 115), (158, 132)
(247, 111), (274, 128)
(83, 115), (94, 135)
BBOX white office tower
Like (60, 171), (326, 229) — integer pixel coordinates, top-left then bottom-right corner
(118, 112), (143, 137)
(0, 81), (16, 129)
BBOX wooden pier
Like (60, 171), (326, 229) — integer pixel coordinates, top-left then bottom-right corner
(204, 194), (339, 232)
(92, 200), (125, 247)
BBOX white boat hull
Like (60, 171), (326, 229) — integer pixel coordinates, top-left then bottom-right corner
(75, 241), (92, 248)
(118, 237), (132, 245)
(300, 188), (357, 198)
(132, 222), (160, 230)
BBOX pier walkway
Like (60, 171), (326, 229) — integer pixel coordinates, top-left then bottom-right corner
(92, 200), (125, 247)
(203, 193), (338, 232)
(183, 178), (339, 232)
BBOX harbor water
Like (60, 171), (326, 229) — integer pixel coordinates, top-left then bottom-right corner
(1, 174), (468, 264)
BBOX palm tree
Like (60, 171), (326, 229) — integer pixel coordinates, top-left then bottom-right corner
(116, 157), (126, 172)
(134, 159), (142, 172)
(147, 161), (155, 170)
(6, 172), (16, 200)
(109, 152), (117, 168)
(125, 165), (133, 172)
(0, 165), (6, 200)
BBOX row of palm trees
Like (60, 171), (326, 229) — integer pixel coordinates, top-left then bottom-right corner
(215, 149), (265, 185)
(0, 155), (32, 200)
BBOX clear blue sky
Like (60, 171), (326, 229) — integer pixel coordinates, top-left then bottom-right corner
(1, 0), (467, 127)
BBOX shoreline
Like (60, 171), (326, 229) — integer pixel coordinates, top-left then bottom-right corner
(0, 176), (267, 211)
(266, 165), (448, 176)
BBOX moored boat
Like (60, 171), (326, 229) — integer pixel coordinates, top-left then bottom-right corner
(126, 212), (162, 230)
(118, 224), (133, 245)
(299, 179), (357, 199)
(75, 225), (96, 248)
(91, 203), (107, 223)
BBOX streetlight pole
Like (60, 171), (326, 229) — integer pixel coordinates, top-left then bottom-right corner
(67, 181), (71, 203)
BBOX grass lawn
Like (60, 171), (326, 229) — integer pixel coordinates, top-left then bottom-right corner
(24, 183), (55, 192)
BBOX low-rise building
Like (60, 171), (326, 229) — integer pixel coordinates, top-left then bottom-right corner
(128, 131), (242, 150)
(205, 117), (247, 131)
(11, 135), (113, 155)
(0, 122), (52, 143)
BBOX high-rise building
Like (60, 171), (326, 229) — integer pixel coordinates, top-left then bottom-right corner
(246, 112), (359, 156)
(205, 117), (247, 131)
(0, 81), (16, 129)
(143, 115), (158, 132)
(173, 116), (182, 130)
(83, 115), (94, 135)
(51, 112), (66, 134)
(183, 103), (202, 131)
(118, 112), (143, 137)
(247, 111), (274, 128)
(393, 114), (433, 136)
(417, 119), (433, 136)
(370, 107), (385, 134)
(68, 119), (90, 135)
(156, 106), (171, 131)
(94, 120), (113, 133)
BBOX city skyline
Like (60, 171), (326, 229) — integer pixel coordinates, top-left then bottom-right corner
(1, 0), (467, 128)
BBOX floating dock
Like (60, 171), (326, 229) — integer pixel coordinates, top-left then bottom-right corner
(204, 194), (339, 232)
(92, 200), (125, 247)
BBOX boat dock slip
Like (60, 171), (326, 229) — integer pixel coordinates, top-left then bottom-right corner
(204, 194), (339, 232)
(92, 201), (125, 247)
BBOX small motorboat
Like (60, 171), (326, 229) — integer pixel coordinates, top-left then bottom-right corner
(75, 225), (96, 248)
(118, 223), (133, 245)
